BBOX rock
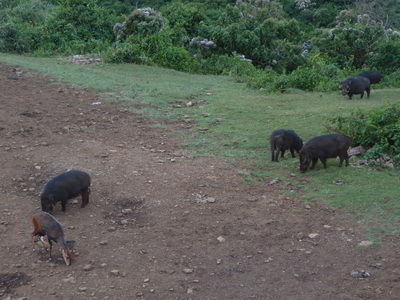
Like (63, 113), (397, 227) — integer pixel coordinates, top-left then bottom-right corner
(217, 236), (225, 243)
(120, 219), (129, 225)
(358, 240), (373, 247)
(83, 264), (94, 271)
(110, 269), (120, 276)
(72, 199), (79, 204)
(350, 270), (370, 278)
(100, 241), (108, 245)
(121, 209), (132, 214)
(348, 146), (366, 157)
(308, 233), (319, 239)
(183, 268), (193, 274)
(108, 226), (116, 232)
(62, 277), (76, 283)
(78, 287), (87, 292)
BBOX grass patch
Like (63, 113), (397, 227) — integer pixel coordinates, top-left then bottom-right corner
(1, 53), (399, 239)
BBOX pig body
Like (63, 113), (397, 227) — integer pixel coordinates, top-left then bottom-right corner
(299, 134), (350, 172)
(270, 129), (303, 162)
(41, 170), (91, 213)
(358, 71), (383, 84)
(340, 76), (371, 99)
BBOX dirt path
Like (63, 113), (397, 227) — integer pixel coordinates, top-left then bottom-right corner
(0, 62), (399, 300)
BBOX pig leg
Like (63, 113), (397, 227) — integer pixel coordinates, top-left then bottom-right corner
(48, 240), (53, 260)
(366, 87), (370, 98)
(310, 158), (318, 170)
(271, 148), (276, 162)
(280, 149), (285, 159)
(61, 199), (67, 212)
(360, 91), (364, 99)
(320, 158), (328, 168)
(81, 188), (90, 208)
(290, 148), (295, 158)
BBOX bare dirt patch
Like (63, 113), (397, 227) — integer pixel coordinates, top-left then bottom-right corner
(0, 62), (399, 299)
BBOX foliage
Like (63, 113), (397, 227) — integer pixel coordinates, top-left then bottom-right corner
(330, 104), (400, 163)
(2, 0), (400, 91)
(38, 0), (115, 55)
(370, 36), (400, 73)
(0, 0), (54, 53)
(114, 7), (164, 42)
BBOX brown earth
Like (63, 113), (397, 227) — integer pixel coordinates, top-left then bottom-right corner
(0, 62), (399, 300)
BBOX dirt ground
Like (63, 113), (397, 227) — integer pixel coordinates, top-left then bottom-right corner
(0, 62), (399, 300)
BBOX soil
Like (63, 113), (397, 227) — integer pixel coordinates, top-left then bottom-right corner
(0, 62), (399, 300)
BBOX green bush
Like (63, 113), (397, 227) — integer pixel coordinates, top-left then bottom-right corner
(329, 104), (400, 164)
(37, 0), (115, 55)
(370, 37), (400, 73)
(0, 0), (53, 53)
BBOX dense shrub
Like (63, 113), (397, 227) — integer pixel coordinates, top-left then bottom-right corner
(37, 0), (115, 55)
(0, 0), (53, 53)
(329, 104), (400, 164)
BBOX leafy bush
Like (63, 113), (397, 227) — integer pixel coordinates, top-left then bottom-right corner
(370, 37), (400, 73)
(114, 7), (164, 42)
(38, 0), (115, 55)
(0, 0), (53, 53)
(329, 104), (400, 164)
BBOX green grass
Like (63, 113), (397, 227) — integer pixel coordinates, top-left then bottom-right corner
(1, 53), (399, 239)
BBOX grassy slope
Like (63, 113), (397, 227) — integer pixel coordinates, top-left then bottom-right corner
(1, 54), (399, 239)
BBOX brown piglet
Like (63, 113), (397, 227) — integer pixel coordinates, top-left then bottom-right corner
(31, 211), (74, 265)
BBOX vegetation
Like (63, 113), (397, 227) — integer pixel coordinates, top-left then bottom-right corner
(1, 0), (400, 91)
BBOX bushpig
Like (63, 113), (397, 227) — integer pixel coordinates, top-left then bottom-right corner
(340, 77), (371, 99)
(299, 134), (350, 172)
(41, 170), (91, 213)
(358, 71), (384, 84)
(270, 129), (303, 162)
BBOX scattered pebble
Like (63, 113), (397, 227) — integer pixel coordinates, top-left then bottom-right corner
(183, 268), (193, 274)
(83, 264), (94, 271)
(217, 236), (225, 243)
(350, 270), (370, 278)
(358, 241), (374, 247)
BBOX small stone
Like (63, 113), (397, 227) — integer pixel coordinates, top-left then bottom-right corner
(358, 241), (374, 247)
(108, 226), (116, 232)
(323, 225), (332, 229)
(110, 270), (120, 276)
(187, 287), (193, 294)
(120, 219), (129, 225)
(136, 292), (143, 297)
(143, 278), (150, 283)
(183, 268), (193, 274)
(305, 205), (311, 209)
(350, 270), (371, 278)
(216, 259), (222, 265)
(206, 197), (215, 203)
(78, 287), (87, 292)
(62, 277), (76, 283)
(83, 264), (94, 271)
(308, 233), (319, 239)
(72, 199), (79, 204)
(100, 241), (108, 245)
(122, 209), (133, 214)
(100, 263), (108, 267)
(217, 236), (225, 243)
